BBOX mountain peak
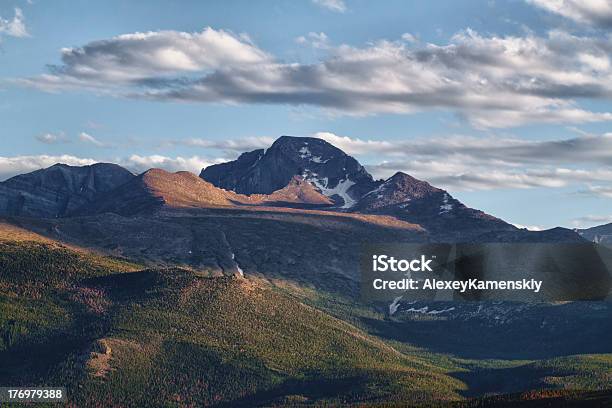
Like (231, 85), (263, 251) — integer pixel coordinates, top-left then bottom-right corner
(264, 175), (334, 206)
(45, 162), (127, 173)
(388, 171), (416, 181)
(271, 135), (339, 149)
(353, 172), (441, 212)
(0, 162), (134, 217)
(200, 135), (377, 206)
(384, 171), (442, 198)
(273, 135), (315, 143)
(267, 135), (347, 163)
(352, 171), (513, 237)
(84, 168), (239, 216)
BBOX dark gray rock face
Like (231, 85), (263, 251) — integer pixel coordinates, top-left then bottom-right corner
(0, 163), (134, 218)
(200, 136), (378, 207)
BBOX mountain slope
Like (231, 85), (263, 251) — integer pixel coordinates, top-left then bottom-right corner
(262, 175), (334, 207)
(0, 235), (463, 406)
(577, 223), (612, 244)
(200, 135), (378, 207)
(83, 169), (241, 216)
(82, 169), (335, 216)
(353, 172), (514, 238)
(0, 163), (134, 218)
(73, 271), (462, 406)
(12, 205), (423, 292)
(1, 226), (610, 406)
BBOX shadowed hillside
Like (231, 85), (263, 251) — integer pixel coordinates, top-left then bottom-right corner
(0, 229), (464, 406)
(1, 222), (611, 406)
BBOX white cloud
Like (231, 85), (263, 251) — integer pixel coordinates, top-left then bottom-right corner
(312, 0), (346, 13)
(38, 27), (269, 85)
(579, 185), (612, 198)
(0, 155), (96, 181)
(0, 8), (28, 39)
(0, 153), (228, 182)
(401, 33), (418, 43)
(316, 131), (612, 191)
(0, 135), (276, 182)
(512, 223), (545, 231)
(317, 132), (612, 166)
(315, 132), (393, 154)
(168, 136), (274, 152)
(528, 0), (612, 28)
(20, 28), (612, 129)
(35, 132), (68, 144)
(367, 162), (612, 191)
(571, 214), (612, 228)
(124, 154), (224, 175)
(78, 132), (108, 147)
(295, 32), (330, 49)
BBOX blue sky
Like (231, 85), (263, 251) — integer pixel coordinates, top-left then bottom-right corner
(1, 0), (612, 229)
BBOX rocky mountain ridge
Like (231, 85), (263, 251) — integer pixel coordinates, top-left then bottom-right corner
(80, 169), (335, 216)
(0, 135), (586, 242)
(201, 136), (516, 238)
(352, 171), (514, 238)
(577, 223), (612, 244)
(0, 163), (134, 218)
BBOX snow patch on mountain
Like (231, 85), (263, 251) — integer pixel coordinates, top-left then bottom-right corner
(439, 193), (453, 214)
(404, 305), (456, 315)
(299, 146), (328, 163)
(319, 178), (356, 209)
(363, 183), (385, 198)
(231, 252), (244, 277)
(299, 146), (310, 158)
(303, 170), (357, 208)
(389, 296), (402, 316)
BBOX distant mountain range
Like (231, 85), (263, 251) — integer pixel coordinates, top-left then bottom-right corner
(0, 135), (590, 242)
(577, 223), (612, 244)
